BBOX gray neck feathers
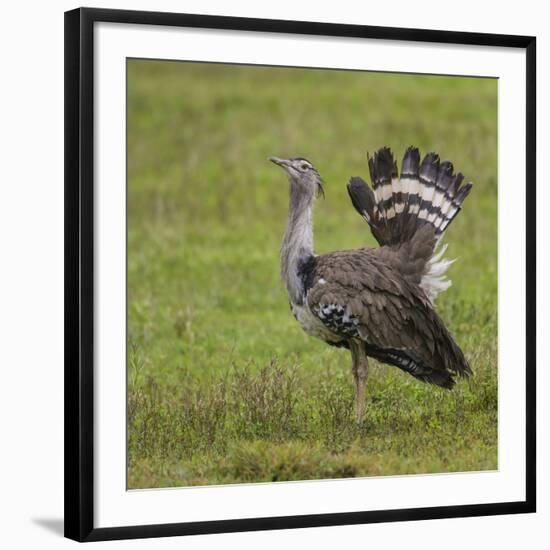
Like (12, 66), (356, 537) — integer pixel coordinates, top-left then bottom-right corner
(281, 183), (315, 305)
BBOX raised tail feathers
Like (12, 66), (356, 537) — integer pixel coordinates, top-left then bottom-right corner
(347, 146), (473, 301)
(347, 146), (473, 247)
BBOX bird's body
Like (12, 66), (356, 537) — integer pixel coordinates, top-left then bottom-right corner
(270, 147), (473, 422)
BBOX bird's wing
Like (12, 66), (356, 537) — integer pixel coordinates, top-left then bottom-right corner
(306, 250), (470, 387)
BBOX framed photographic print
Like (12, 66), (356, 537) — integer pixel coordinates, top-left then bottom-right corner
(64, 7), (536, 542)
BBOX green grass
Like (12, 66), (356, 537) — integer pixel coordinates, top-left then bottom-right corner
(127, 60), (498, 489)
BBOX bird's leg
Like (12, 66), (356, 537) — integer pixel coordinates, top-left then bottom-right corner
(350, 341), (369, 424)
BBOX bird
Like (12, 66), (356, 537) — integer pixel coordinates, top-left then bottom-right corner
(269, 146), (473, 423)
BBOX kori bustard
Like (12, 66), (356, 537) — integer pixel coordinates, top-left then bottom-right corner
(269, 147), (473, 423)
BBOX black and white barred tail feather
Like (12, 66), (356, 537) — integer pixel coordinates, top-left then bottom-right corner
(348, 146), (472, 246)
(347, 146), (473, 301)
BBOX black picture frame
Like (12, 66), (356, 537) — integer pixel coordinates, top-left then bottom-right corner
(65, 7), (537, 543)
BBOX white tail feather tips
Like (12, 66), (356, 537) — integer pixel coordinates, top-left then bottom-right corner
(420, 240), (455, 302)
(421, 275), (452, 302)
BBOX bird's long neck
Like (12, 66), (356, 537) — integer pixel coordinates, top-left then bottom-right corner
(281, 185), (315, 305)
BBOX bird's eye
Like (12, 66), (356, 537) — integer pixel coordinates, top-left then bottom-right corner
(301, 163), (309, 171)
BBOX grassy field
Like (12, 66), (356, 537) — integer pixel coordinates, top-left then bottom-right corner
(127, 60), (498, 489)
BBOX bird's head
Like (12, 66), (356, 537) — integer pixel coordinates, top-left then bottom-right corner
(269, 156), (325, 200)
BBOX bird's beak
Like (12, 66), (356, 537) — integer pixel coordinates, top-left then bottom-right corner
(269, 156), (291, 169)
